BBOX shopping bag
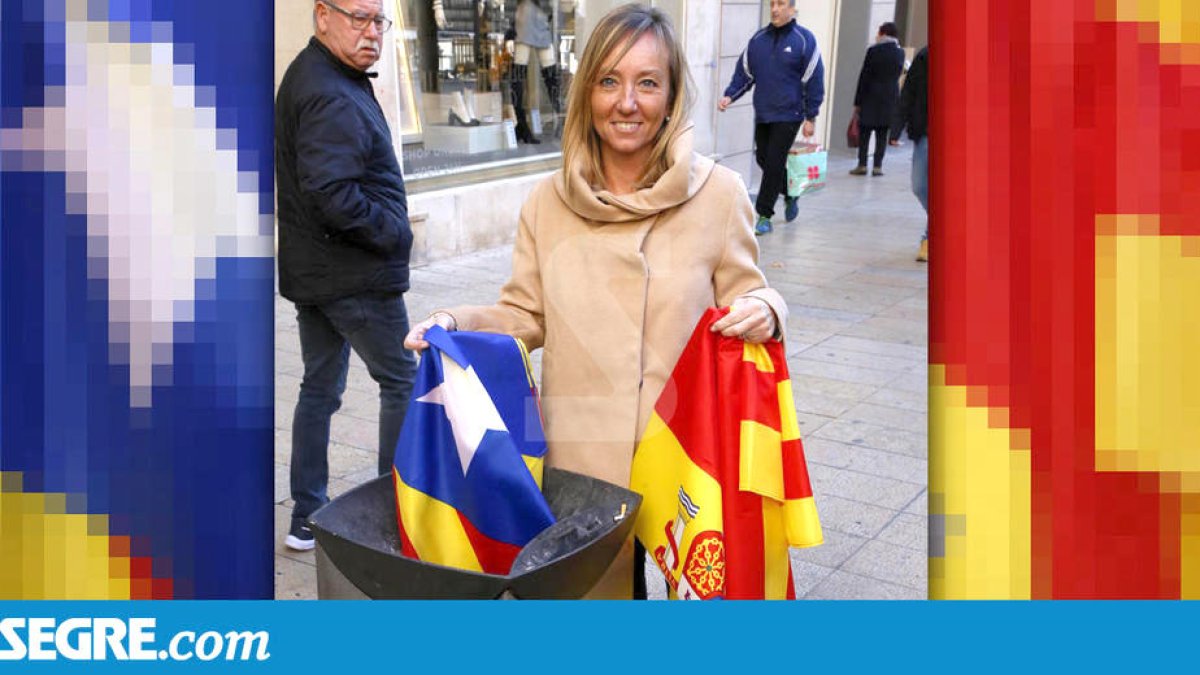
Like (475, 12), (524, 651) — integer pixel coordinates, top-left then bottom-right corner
(847, 111), (861, 148)
(786, 145), (827, 197)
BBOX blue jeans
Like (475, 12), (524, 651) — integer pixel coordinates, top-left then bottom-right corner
(290, 292), (416, 524)
(912, 135), (929, 241)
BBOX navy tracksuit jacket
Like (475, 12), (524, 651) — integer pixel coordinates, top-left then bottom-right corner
(724, 19), (825, 123)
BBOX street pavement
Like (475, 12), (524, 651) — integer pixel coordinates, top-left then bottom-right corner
(273, 143), (929, 600)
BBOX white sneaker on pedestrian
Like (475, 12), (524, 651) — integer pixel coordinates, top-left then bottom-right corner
(285, 522), (315, 551)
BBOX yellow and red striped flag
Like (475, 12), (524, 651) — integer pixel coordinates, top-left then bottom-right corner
(933, 1), (1200, 598)
(631, 307), (822, 599)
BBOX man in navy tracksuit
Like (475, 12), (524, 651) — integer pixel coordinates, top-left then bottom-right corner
(719, 0), (825, 235)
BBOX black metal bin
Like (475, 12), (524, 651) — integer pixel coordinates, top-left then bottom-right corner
(308, 468), (641, 599)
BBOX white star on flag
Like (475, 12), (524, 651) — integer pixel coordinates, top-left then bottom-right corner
(416, 352), (508, 475)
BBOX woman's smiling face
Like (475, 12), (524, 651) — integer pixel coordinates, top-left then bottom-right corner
(590, 32), (671, 168)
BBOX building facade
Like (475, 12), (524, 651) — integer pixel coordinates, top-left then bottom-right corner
(275, 0), (928, 264)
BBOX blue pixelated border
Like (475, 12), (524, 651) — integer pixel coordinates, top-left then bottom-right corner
(0, 0), (273, 598)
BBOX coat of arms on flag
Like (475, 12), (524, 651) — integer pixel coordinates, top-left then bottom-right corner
(393, 326), (555, 575)
(631, 308), (822, 599)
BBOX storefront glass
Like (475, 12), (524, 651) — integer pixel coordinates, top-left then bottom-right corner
(387, 0), (578, 180)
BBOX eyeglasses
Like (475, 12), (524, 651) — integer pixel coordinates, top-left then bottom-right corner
(319, 0), (393, 33)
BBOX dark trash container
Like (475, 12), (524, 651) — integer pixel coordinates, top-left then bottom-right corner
(308, 468), (641, 599)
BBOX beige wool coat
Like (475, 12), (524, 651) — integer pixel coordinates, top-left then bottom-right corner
(445, 126), (788, 596)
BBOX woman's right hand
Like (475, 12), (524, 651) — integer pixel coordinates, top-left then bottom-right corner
(404, 312), (456, 351)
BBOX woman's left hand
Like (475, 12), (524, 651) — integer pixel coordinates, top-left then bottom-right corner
(710, 297), (777, 343)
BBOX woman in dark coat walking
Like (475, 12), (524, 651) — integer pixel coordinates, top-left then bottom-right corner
(850, 22), (905, 176)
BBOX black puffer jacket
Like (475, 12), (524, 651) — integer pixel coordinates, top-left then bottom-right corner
(275, 38), (412, 304)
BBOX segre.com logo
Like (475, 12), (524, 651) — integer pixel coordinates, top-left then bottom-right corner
(0, 617), (270, 662)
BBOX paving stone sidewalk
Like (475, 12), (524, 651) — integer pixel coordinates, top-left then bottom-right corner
(274, 144), (929, 600)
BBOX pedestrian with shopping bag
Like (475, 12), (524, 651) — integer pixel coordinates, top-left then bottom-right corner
(718, 0), (825, 235)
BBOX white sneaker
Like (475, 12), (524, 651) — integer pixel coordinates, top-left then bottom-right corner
(285, 522), (315, 551)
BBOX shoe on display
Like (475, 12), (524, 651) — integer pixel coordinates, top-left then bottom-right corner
(916, 239), (929, 262)
(448, 108), (474, 127)
(515, 120), (541, 144)
(448, 91), (481, 127)
(784, 196), (799, 223)
(285, 521), (315, 551)
(754, 216), (773, 236)
(849, 166), (868, 176)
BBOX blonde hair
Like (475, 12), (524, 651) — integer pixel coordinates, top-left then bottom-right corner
(560, 4), (694, 193)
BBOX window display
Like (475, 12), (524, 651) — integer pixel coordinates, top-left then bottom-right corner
(392, 0), (576, 180)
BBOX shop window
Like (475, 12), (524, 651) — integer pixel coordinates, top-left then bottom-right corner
(389, 0), (578, 180)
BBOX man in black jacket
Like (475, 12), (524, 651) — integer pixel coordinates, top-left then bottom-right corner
(276, 0), (416, 551)
(893, 45), (929, 261)
(851, 22), (905, 176)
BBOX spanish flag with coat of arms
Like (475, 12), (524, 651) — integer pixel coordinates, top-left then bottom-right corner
(631, 307), (822, 599)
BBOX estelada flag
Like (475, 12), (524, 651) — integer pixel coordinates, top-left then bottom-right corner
(393, 326), (555, 575)
(631, 307), (823, 599)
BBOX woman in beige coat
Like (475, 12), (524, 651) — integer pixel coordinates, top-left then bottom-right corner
(405, 3), (788, 598)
